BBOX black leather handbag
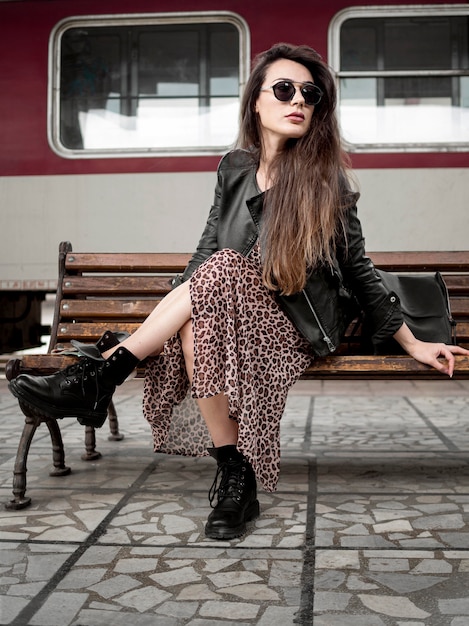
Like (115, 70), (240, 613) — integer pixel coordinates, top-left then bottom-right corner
(372, 269), (457, 353)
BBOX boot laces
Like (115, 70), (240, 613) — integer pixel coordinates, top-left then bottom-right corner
(208, 461), (246, 508)
(62, 358), (103, 410)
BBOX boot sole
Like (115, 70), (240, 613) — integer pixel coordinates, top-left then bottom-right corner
(8, 380), (107, 428)
(205, 499), (260, 540)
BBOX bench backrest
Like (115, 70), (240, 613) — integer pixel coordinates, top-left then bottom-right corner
(49, 241), (190, 352)
(50, 242), (469, 356)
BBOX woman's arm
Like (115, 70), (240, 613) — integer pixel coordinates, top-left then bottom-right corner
(394, 322), (469, 377)
(336, 187), (469, 376)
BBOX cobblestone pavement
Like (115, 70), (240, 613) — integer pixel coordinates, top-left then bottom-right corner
(1, 376), (469, 625)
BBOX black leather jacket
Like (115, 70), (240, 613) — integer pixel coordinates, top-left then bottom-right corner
(180, 149), (403, 356)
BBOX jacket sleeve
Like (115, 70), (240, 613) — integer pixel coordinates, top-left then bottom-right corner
(337, 200), (404, 345)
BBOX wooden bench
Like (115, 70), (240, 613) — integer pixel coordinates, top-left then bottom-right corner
(5, 241), (469, 510)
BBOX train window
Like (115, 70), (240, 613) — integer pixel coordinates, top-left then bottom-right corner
(49, 13), (248, 157)
(329, 7), (469, 151)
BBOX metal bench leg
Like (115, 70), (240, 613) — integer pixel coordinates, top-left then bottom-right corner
(82, 425), (102, 461)
(5, 405), (71, 511)
(5, 413), (38, 510)
(46, 419), (72, 478)
(81, 400), (123, 461)
(107, 399), (124, 441)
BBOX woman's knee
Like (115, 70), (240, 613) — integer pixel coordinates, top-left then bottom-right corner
(197, 249), (245, 281)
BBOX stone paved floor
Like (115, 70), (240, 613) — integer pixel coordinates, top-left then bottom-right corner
(1, 375), (469, 625)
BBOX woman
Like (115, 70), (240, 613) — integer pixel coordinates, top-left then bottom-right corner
(9, 43), (468, 541)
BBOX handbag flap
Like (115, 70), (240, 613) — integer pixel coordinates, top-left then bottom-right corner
(377, 271), (448, 319)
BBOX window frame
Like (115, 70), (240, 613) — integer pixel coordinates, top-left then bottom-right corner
(48, 11), (250, 159)
(328, 4), (469, 153)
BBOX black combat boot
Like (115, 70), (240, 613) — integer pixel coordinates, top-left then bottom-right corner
(8, 346), (139, 428)
(205, 445), (260, 540)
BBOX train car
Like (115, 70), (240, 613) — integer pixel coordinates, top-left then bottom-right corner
(0, 0), (468, 351)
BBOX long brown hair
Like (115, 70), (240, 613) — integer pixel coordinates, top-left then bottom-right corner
(237, 43), (353, 295)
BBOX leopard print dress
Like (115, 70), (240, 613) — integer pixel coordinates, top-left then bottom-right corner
(142, 245), (314, 492)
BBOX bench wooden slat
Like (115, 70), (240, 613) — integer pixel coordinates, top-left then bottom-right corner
(64, 250), (469, 274)
(55, 322), (142, 342)
(52, 323), (468, 351)
(368, 251), (469, 272)
(452, 321), (469, 340)
(52, 321), (469, 349)
(450, 298), (469, 317)
(5, 354), (147, 381)
(60, 300), (159, 319)
(65, 252), (191, 273)
(441, 274), (469, 294)
(9, 353), (469, 381)
(302, 354), (469, 379)
(62, 275), (176, 295)
(61, 273), (469, 297)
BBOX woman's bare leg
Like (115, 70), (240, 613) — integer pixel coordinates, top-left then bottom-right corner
(104, 280), (238, 447)
(179, 320), (239, 447)
(180, 316), (255, 543)
(199, 395), (238, 447)
(103, 281), (192, 361)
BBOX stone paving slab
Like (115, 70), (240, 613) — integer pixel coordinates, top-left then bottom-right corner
(314, 548), (469, 625)
(318, 457), (469, 493)
(1, 377), (469, 625)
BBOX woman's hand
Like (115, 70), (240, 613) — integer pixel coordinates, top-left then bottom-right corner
(405, 340), (469, 377)
(393, 322), (469, 377)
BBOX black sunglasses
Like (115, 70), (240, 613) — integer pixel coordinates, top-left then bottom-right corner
(262, 80), (323, 106)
